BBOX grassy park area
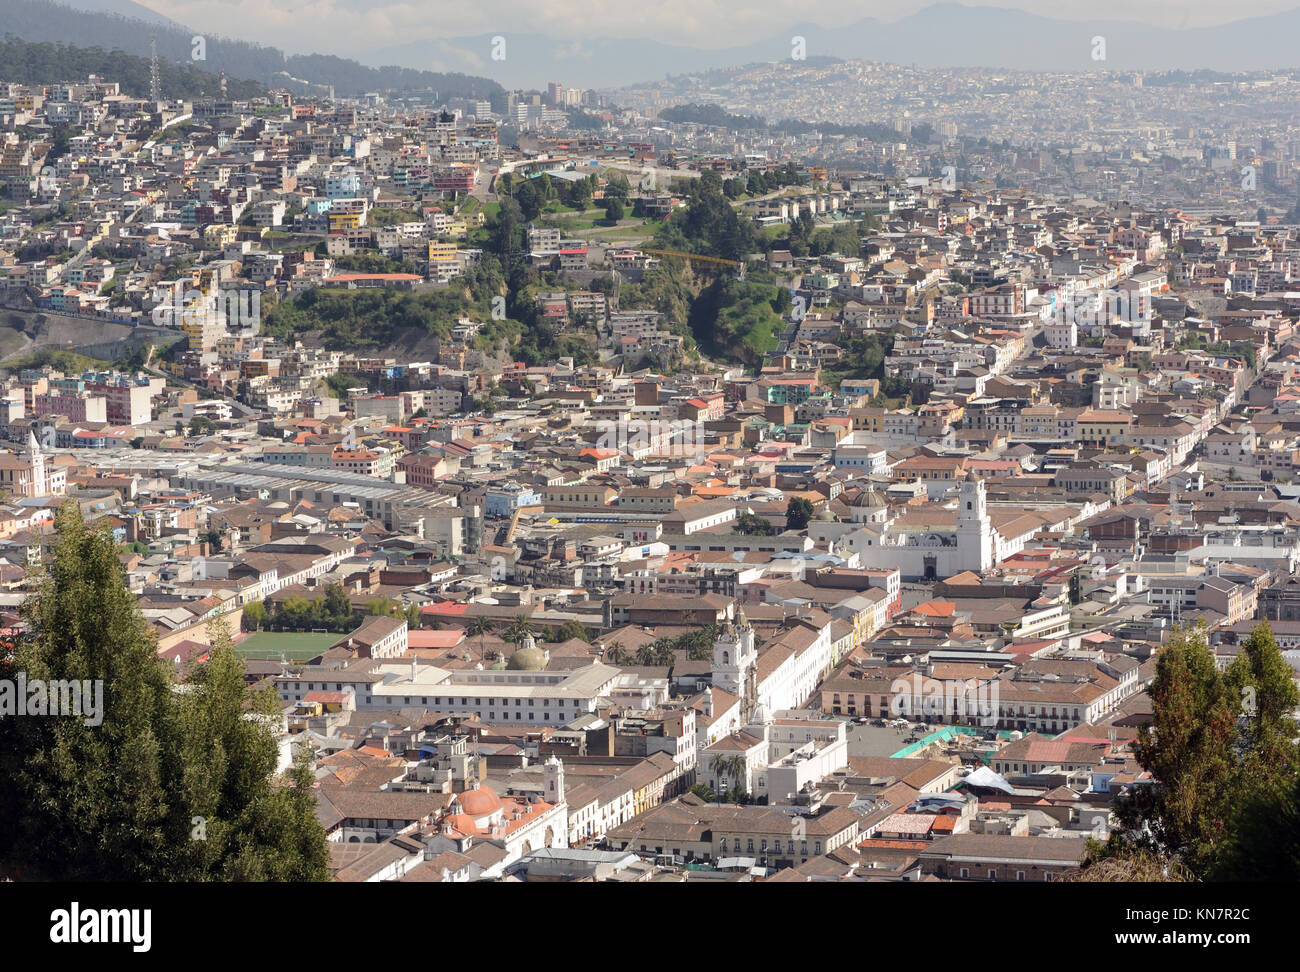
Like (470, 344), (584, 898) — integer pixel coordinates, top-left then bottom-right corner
(235, 631), (339, 660)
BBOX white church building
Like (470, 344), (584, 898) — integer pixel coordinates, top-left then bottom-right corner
(837, 474), (995, 581)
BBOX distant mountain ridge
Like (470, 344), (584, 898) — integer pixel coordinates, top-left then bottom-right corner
(365, 2), (1300, 89)
(56, 0), (186, 30)
(0, 36), (265, 100)
(7, 0), (1297, 98)
(0, 0), (503, 99)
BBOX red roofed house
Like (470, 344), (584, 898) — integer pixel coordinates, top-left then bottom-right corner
(678, 393), (725, 421)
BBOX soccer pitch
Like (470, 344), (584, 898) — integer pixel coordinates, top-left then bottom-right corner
(235, 632), (339, 660)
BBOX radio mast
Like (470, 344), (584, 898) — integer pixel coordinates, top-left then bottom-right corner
(149, 37), (161, 103)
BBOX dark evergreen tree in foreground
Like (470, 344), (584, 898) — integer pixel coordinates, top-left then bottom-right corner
(1082, 620), (1300, 881)
(0, 502), (329, 881)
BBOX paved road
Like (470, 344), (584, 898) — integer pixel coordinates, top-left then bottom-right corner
(471, 161), (496, 203)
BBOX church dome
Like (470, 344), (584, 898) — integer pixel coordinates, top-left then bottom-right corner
(444, 813), (479, 835)
(457, 786), (503, 817)
(507, 646), (546, 670)
(851, 487), (886, 508)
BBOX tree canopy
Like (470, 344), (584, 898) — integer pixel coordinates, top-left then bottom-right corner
(0, 502), (329, 881)
(1090, 621), (1300, 881)
(785, 497), (815, 532)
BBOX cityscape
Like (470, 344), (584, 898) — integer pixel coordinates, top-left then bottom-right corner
(0, 0), (1294, 925)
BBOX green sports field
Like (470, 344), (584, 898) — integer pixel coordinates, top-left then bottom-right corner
(236, 631), (339, 660)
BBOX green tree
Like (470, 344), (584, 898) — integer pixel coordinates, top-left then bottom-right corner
(0, 501), (177, 879)
(322, 584), (354, 627)
(242, 600), (268, 631)
(1102, 615), (1300, 888)
(546, 619), (592, 643)
(1210, 773), (1300, 881)
(604, 197), (625, 223)
(735, 511), (776, 536)
(215, 734), (330, 881)
(514, 179), (543, 221)
(366, 598), (398, 617)
(656, 172), (762, 263)
(708, 754), (749, 801)
(724, 786), (753, 805)
(467, 616), (495, 656)
(173, 615), (329, 880)
(1223, 620), (1300, 787)
(277, 596), (315, 629)
(651, 639), (677, 667)
(0, 503), (328, 880)
(688, 782), (717, 802)
(709, 753), (736, 788)
(503, 615), (534, 649)
(570, 176), (592, 208)
(785, 497), (815, 532)
(604, 171), (629, 199)
(683, 625), (717, 661)
(603, 640), (631, 665)
(1107, 624), (1246, 875)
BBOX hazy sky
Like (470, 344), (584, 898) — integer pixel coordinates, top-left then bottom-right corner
(135, 0), (1300, 56)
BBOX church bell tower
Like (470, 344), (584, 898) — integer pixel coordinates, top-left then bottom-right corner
(712, 607), (757, 714)
(956, 472), (993, 571)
